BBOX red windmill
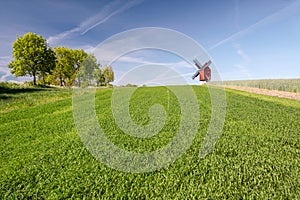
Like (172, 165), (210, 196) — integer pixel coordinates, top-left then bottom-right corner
(192, 59), (211, 82)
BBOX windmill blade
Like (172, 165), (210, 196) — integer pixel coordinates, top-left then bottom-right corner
(193, 59), (202, 69)
(202, 60), (212, 68)
(192, 71), (200, 79)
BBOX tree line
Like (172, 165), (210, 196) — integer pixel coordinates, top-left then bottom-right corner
(8, 32), (114, 86)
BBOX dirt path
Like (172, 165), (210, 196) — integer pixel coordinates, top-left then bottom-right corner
(225, 85), (300, 101)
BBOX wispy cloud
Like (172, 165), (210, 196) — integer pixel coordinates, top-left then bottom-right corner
(210, 0), (300, 50)
(118, 56), (194, 69)
(0, 56), (12, 82)
(48, 0), (143, 45)
(149, 71), (195, 83)
(219, 63), (252, 80)
(230, 43), (252, 79)
(115, 63), (194, 86)
(234, 64), (251, 79)
(118, 56), (152, 64)
(236, 49), (249, 62)
(233, 43), (250, 62)
(113, 55), (196, 85)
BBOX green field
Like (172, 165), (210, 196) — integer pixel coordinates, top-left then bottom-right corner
(0, 83), (299, 199)
(223, 78), (300, 93)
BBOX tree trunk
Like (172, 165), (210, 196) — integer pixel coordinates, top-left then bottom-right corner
(58, 73), (63, 86)
(42, 73), (46, 85)
(33, 73), (37, 85)
(60, 77), (63, 86)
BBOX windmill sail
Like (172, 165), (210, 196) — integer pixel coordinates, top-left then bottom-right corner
(192, 59), (212, 81)
(192, 71), (200, 79)
(202, 60), (212, 69)
(193, 59), (202, 69)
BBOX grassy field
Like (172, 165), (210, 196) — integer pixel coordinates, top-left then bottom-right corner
(0, 82), (71, 113)
(223, 78), (300, 93)
(0, 83), (299, 199)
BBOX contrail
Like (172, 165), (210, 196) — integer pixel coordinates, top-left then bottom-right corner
(48, 0), (143, 45)
(209, 0), (300, 50)
(82, 0), (143, 35)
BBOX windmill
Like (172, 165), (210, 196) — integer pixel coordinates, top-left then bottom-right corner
(192, 59), (212, 82)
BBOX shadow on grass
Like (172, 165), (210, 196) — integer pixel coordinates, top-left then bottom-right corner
(0, 85), (51, 100)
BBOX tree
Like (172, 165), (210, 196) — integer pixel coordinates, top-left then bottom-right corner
(94, 68), (102, 87)
(102, 65), (114, 85)
(52, 47), (87, 86)
(8, 32), (55, 85)
(71, 49), (88, 86)
(38, 48), (56, 84)
(78, 54), (100, 87)
(52, 47), (68, 86)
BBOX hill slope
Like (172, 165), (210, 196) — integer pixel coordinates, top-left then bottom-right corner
(0, 85), (299, 199)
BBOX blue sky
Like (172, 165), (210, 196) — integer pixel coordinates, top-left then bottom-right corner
(0, 0), (300, 84)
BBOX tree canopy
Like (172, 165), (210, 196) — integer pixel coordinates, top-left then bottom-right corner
(77, 55), (114, 87)
(51, 47), (87, 86)
(78, 54), (100, 87)
(7, 32), (114, 86)
(102, 66), (114, 85)
(8, 32), (55, 85)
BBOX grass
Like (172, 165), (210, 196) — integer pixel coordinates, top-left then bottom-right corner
(0, 83), (299, 199)
(0, 82), (72, 113)
(223, 78), (300, 93)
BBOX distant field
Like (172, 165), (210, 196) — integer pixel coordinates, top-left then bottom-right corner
(0, 83), (299, 199)
(223, 79), (300, 93)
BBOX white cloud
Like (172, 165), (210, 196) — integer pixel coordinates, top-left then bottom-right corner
(149, 71), (195, 83)
(0, 56), (11, 64)
(91, 27), (212, 85)
(48, 29), (79, 45)
(118, 56), (151, 64)
(93, 27), (208, 67)
(47, 0), (144, 45)
(111, 54), (196, 85)
(81, 45), (96, 54)
(118, 56), (194, 69)
(64, 44), (96, 53)
(115, 63), (194, 86)
(0, 68), (11, 82)
(234, 64), (251, 79)
(0, 56), (12, 82)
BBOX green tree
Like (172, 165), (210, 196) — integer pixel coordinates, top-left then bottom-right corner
(102, 66), (114, 85)
(52, 47), (70, 86)
(72, 49), (88, 85)
(94, 68), (102, 87)
(8, 32), (55, 85)
(52, 47), (87, 86)
(78, 54), (100, 87)
(39, 48), (56, 84)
